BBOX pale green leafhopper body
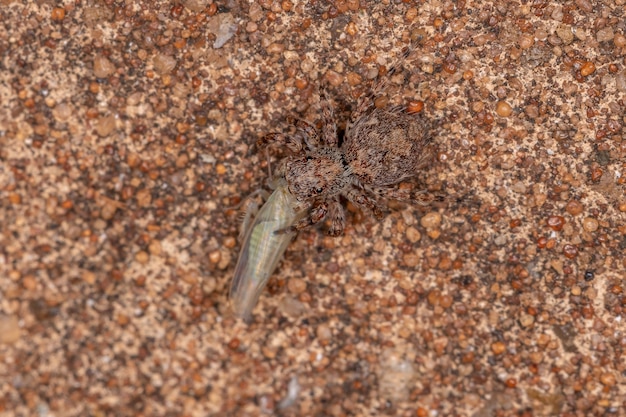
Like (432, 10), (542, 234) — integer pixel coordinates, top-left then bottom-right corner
(229, 180), (302, 320)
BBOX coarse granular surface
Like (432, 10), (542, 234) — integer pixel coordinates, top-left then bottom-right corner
(0, 0), (625, 416)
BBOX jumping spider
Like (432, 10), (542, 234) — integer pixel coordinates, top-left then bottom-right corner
(230, 47), (437, 319)
(258, 92), (434, 237)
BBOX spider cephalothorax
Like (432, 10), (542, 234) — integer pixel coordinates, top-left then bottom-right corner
(258, 94), (434, 237)
(283, 148), (350, 200)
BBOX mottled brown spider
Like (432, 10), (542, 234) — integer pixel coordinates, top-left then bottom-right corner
(257, 90), (435, 237)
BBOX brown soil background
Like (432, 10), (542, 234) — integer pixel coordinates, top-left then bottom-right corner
(1, 0), (625, 416)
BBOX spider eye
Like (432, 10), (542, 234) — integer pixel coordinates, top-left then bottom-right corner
(306, 156), (314, 161)
(316, 187), (323, 194)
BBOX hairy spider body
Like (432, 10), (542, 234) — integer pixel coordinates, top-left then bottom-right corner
(344, 107), (432, 186)
(261, 101), (433, 236)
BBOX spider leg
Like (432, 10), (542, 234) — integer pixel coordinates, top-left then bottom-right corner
(275, 199), (329, 234)
(351, 45), (415, 122)
(293, 117), (322, 151)
(257, 132), (304, 154)
(371, 186), (412, 202)
(372, 186), (446, 207)
(320, 89), (339, 147)
(344, 186), (385, 220)
(326, 197), (345, 236)
(267, 158), (288, 186)
(232, 189), (271, 241)
(258, 114), (323, 154)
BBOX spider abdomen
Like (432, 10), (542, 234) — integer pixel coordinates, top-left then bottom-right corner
(342, 108), (433, 187)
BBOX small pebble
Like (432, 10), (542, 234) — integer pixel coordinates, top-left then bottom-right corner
(82, 270), (96, 284)
(427, 289), (440, 306)
(136, 189), (152, 208)
(153, 54), (177, 74)
(287, 277), (307, 294)
(405, 7), (418, 21)
(227, 338), (240, 350)
(562, 244), (578, 259)
(316, 323), (332, 341)
(217, 250), (231, 270)
(117, 314), (130, 326)
(53, 102), (72, 122)
(93, 55), (115, 78)
(420, 212), (442, 229)
(281, 0), (293, 12)
(439, 294), (453, 309)
(511, 181), (527, 193)
(491, 341), (506, 355)
(403, 253), (419, 267)
(547, 215), (565, 231)
(279, 297), (307, 317)
(529, 352), (543, 364)
(135, 251), (149, 264)
(616, 71), (626, 92)
(223, 236), (237, 249)
(405, 226), (421, 243)
(96, 115), (116, 137)
(580, 61), (595, 77)
(518, 34), (534, 49)
(519, 314), (535, 327)
(215, 164), (227, 175)
(324, 70), (344, 87)
(600, 372), (616, 386)
(176, 153), (189, 169)
(596, 27), (614, 43)
(0, 316), (20, 345)
(8, 270), (21, 281)
(495, 101), (512, 117)
(575, 0), (592, 13)
(421, 63), (434, 74)
(148, 240), (161, 256)
(345, 21), (357, 36)
(183, 0), (208, 12)
(556, 24), (574, 44)
(188, 285), (205, 305)
(407, 100), (424, 114)
(582, 217), (598, 232)
(51, 7), (65, 21)
(565, 200), (583, 216)
(100, 202), (118, 220)
(346, 72), (362, 86)
(524, 104), (539, 119)
(8, 193), (21, 205)
(265, 43), (285, 54)
(427, 229), (441, 240)
(93, 219), (107, 230)
(210, 13), (237, 49)
(262, 346), (277, 359)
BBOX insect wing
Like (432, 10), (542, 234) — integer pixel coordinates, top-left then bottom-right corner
(229, 186), (299, 319)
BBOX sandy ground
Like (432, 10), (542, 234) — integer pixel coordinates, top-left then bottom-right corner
(1, 0), (625, 416)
